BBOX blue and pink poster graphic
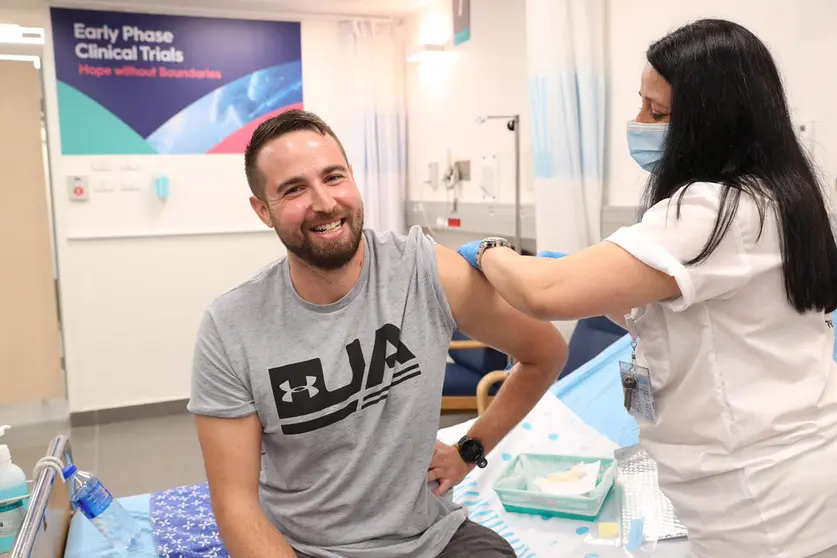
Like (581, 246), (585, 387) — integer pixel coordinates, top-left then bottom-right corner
(50, 8), (303, 155)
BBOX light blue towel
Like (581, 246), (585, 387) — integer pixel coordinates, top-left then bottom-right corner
(553, 320), (837, 448)
(551, 334), (640, 448)
(63, 494), (156, 558)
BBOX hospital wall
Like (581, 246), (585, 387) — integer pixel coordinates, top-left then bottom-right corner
(26, 6), (362, 414)
(404, 0), (538, 252)
(11, 0), (837, 416)
(406, 0), (837, 214)
(606, 0), (837, 207)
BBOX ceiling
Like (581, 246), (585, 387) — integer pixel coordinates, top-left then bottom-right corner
(2, 0), (433, 17)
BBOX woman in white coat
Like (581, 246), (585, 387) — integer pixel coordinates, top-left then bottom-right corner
(458, 19), (837, 558)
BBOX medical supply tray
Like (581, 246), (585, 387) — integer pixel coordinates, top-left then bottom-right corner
(492, 453), (617, 521)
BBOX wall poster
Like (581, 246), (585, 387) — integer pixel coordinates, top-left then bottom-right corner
(50, 8), (303, 155)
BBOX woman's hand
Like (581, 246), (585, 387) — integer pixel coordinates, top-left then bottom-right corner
(536, 251), (568, 259)
(456, 240), (483, 269)
(456, 242), (569, 271)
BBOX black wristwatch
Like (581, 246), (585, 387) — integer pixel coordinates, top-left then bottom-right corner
(456, 436), (488, 468)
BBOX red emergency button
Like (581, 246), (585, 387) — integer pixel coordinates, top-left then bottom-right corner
(74, 186), (84, 196)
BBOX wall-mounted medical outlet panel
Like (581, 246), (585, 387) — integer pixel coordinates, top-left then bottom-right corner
(406, 202), (641, 242)
(454, 160), (471, 181)
(406, 201), (535, 239)
(68, 175), (90, 201)
(427, 162), (439, 190)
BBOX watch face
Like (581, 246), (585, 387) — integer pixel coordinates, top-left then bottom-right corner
(459, 438), (483, 462)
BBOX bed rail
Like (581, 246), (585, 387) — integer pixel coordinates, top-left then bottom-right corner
(10, 435), (74, 558)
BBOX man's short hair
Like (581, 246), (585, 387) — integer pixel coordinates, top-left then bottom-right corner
(244, 109), (350, 198)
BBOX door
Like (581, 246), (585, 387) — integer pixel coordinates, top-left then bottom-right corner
(0, 60), (64, 407)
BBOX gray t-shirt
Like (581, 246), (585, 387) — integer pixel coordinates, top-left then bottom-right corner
(188, 226), (467, 558)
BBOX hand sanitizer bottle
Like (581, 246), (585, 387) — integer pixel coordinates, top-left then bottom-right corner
(0, 425), (28, 553)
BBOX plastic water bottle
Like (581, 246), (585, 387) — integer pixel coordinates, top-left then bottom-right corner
(62, 464), (139, 551)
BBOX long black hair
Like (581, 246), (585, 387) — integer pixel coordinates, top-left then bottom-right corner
(643, 19), (837, 314)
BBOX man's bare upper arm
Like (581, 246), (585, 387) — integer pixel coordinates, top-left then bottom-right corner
(434, 244), (565, 365)
(195, 414), (263, 505)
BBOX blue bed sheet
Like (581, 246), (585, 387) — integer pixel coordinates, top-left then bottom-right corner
(551, 334), (639, 448)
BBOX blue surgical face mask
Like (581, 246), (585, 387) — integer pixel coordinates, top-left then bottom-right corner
(627, 120), (668, 173)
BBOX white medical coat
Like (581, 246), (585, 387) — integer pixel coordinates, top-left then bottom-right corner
(606, 182), (837, 558)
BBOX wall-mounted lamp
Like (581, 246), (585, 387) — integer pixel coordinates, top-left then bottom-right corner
(407, 44), (446, 64)
(0, 24), (45, 45)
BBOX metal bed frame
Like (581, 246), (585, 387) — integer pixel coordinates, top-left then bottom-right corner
(10, 435), (74, 558)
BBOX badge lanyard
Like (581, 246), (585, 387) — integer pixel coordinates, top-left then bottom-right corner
(619, 314), (656, 423)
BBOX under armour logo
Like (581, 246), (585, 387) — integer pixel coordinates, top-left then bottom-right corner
(268, 323), (420, 434)
(279, 376), (319, 403)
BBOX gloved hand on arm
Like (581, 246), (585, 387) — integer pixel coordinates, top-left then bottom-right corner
(455, 238), (569, 270)
(536, 251), (568, 259)
(456, 240), (482, 269)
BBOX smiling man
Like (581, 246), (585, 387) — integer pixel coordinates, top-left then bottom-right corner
(188, 109), (566, 558)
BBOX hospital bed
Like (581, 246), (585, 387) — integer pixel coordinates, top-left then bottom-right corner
(9, 334), (690, 558)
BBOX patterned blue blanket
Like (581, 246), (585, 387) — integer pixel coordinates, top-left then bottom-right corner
(150, 483), (228, 558)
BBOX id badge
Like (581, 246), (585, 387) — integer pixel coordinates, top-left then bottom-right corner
(619, 361), (656, 422)
(620, 314), (656, 423)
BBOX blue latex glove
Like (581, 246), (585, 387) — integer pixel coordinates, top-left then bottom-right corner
(536, 250), (568, 259)
(456, 240), (483, 269)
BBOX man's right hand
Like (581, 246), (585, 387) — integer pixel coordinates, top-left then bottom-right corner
(427, 441), (472, 496)
(195, 414), (298, 557)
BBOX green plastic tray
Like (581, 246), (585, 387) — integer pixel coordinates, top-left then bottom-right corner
(492, 453), (617, 522)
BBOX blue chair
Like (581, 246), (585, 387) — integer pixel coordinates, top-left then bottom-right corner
(560, 316), (627, 381)
(475, 316), (627, 412)
(442, 330), (509, 414)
